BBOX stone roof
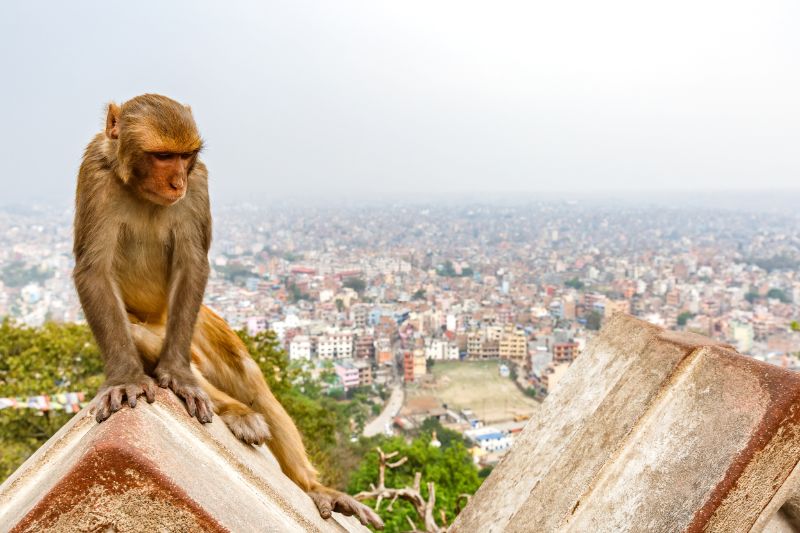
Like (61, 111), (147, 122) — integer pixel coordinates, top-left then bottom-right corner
(453, 313), (800, 532)
(0, 389), (367, 533)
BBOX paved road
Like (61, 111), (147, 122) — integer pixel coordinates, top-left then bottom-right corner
(363, 385), (404, 437)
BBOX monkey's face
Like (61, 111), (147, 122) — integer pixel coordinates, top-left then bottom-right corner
(135, 151), (197, 206)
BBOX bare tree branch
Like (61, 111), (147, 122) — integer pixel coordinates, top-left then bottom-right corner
(354, 447), (445, 532)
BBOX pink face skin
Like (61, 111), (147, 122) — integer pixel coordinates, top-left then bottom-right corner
(138, 152), (196, 206)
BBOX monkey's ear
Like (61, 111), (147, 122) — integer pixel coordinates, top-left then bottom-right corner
(105, 103), (121, 140)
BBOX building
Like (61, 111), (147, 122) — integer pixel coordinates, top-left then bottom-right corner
(467, 331), (483, 359)
(316, 331), (354, 359)
(413, 348), (427, 380)
(403, 349), (427, 383)
(289, 335), (312, 361)
(426, 339), (459, 360)
(351, 304), (369, 329)
(246, 316), (269, 337)
(355, 334), (375, 360)
(731, 321), (754, 353)
(375, 337), (394, 366)
(553, 342), (578, 363)
(499, 326), (528, 367)
(352, 359), (373, 387)
(333, 361), (360, 390)
(465, 427), (513, 453)
(403, 351), (415, 383)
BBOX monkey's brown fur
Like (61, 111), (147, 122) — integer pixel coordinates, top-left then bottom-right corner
(73, 94), (383, 529)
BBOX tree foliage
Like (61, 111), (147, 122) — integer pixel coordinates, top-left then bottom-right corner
(0, 319), (104, 480)
(348, 433), (481, 532)
(1, 261), (53, 288)
(585, 310), (603, 331)
(343, 277), (367, 294)
(677, 311), (695, 327)
(0, 322), (369, 490)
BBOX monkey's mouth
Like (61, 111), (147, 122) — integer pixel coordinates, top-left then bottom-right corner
(140, 187), (186, 206)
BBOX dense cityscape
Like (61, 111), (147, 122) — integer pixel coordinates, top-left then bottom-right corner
(2, 199), (800, 464)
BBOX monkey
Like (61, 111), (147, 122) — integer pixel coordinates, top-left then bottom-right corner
(73, 94), (383, 529)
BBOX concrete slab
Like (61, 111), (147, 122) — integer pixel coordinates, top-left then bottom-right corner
(452, 313), (800, 533)
(0, 388), (367, 533)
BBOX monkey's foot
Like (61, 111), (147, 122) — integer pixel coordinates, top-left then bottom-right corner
(92, 376), (157, 423)
(221, 411), (271, 445)
(154, 366), (214, 424)
(308, 487), (384, 530)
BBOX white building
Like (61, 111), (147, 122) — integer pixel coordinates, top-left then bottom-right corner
(425, 339), (459, 360)
(289, 335), (312, 361)
(316, 331), (354, 359)
(465, 426), (513, 453)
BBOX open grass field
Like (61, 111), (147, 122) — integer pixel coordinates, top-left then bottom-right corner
(407, 360), (540, 424)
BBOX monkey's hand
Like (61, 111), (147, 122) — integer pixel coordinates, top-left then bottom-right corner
(308, 486), (385, 530)
(154, 363), (213, 424)
(93, 374), (157, 423)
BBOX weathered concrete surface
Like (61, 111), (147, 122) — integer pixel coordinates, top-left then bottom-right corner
(452, 313), (800, 533)
(0, 389), (367, 533)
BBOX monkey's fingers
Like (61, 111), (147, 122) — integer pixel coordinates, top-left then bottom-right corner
(109, 388), (123, 413)
(309, 493), (333, 519)
(124, 384), (141, 408)
(196, 398), (213, 424)
(174, 386), (213, 424)
(184, 394), (198, 418)
(333, 494), (384, 529)
(143, 379), (156, 403)
(95, 394), (112, 423)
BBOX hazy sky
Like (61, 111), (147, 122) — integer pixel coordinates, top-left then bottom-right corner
(0, 1), (798, 205)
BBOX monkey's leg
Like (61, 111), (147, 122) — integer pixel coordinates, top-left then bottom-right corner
(191, 371), (271, 445)
(194, 307), (383, 528)
(129, 321), (212, 423)
(242, 361), (383, 529)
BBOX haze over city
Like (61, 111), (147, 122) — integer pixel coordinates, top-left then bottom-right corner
(1, 0), (799, 206)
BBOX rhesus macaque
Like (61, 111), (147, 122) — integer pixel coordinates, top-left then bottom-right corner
(73, 94), (382, 529)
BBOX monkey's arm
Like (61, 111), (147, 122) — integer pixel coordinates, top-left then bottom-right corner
(153, 218), (213, 423)
(73, 202), (155, 422)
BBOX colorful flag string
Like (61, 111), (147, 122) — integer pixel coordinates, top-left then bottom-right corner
(0, 392), (87, 413)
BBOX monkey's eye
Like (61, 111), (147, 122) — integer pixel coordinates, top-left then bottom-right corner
(152, 152), (173, 161)
(180, 152), (194, 160)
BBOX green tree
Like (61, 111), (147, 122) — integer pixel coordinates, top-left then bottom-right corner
(1, 261), (53, 288)
(343, 277), (367, 294)
(288, 282), (310, 302)
(677, 311), (695, 327)
(767, 288), (790, 303)
(417, 417), (468, 449)
(564, 277), (584, 290)
(0, 320), (104, 480)
(348, 435), (482, 532)
(791, 321), (800, 332)
(0, 323), (370, 492)
(585, 310), (603, 331)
